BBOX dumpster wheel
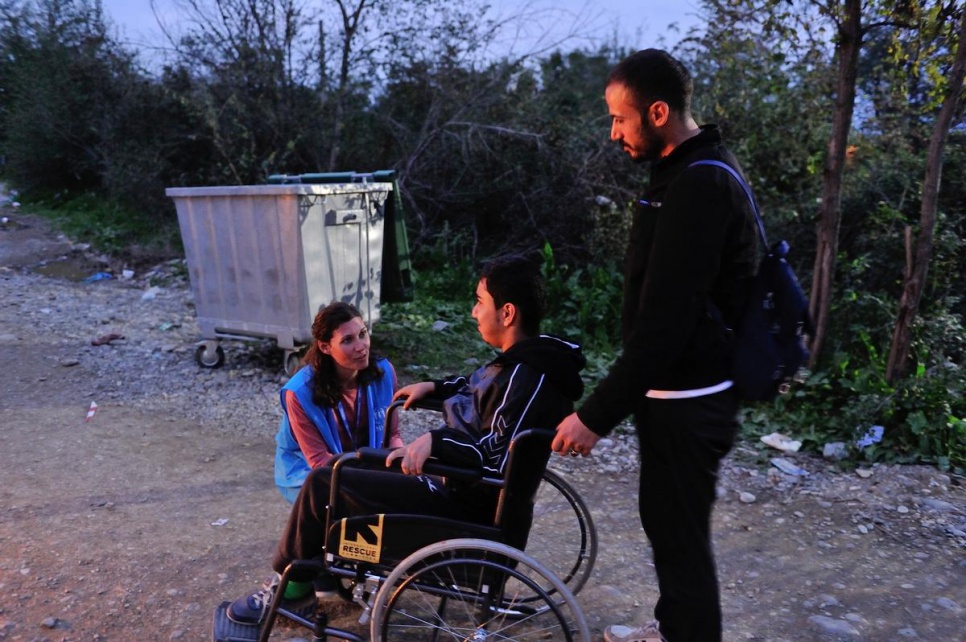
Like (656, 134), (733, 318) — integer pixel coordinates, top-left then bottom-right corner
(284, 349), (304, 377)
(195, 342), (225, 369)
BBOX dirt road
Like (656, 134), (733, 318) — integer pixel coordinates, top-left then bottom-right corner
(1, 211), (964, 641)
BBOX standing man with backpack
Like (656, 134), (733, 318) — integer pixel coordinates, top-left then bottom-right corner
(552, 49), (759, 642)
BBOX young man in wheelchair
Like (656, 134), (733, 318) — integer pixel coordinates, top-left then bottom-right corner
(227, 254), (586, 626)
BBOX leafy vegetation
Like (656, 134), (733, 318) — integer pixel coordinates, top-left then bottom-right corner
(374, 235), (491, 378)
(742, 351), (966, 472)
(540, 242), (623, 353)
(1, 0), (963, 472)
(20, 190), (181, 263)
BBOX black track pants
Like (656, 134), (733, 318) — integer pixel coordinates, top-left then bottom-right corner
(635, 389), (739, 642)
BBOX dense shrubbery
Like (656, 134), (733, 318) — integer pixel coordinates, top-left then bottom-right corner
(1, 0), (963, 472)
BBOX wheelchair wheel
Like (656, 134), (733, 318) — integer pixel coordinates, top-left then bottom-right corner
(524, 469), (598, 597)
(370, 538), (590, 641)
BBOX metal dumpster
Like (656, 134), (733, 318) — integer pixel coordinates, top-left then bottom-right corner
(165, 182), (391, 374)
(269, 170), (413, 304)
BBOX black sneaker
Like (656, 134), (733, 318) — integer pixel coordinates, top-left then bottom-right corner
(226, 583), (316, 626)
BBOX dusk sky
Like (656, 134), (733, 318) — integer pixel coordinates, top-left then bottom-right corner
(99, 0), (705, 60)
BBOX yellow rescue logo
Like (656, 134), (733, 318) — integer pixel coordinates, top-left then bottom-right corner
(339, 515), (383, 563)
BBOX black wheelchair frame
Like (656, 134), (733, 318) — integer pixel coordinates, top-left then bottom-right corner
(212, 399), (594, 641)
(388, 398), (598, 601)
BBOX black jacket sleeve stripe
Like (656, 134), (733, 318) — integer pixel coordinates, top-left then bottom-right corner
(484, 365), (545, 474)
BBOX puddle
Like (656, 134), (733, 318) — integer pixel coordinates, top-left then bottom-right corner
(32, 256), (104, 282)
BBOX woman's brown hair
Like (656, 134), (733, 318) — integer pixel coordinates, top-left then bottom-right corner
(302, 301), (383, 408)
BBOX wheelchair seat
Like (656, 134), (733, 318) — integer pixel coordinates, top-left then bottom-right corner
(321, 422), (551, 572)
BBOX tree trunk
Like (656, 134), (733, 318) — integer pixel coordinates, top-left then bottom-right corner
(807, 0), (863, 368)
(327, 0), (368, 172)
(885, 8), (966, 383)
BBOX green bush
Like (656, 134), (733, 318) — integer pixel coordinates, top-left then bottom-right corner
(887, 363), (966, 471)
(23, 190), (180, 261)
(376, 235), (490, 379)
(540, 242), (622, 352)
(743, 342), (966, 474)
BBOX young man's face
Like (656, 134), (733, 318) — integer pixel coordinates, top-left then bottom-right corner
(606, 82), (665, 162)
(471, 278), (505, 349)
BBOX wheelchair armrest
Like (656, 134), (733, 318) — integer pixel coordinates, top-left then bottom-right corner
(406, 397), (445, 412)
(387, 396), (445, 414)
(384, 398), (446, 448)
(355, 447), (484, 483)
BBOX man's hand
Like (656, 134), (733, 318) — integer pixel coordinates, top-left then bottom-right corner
(385, 432), (432, 475)
(393, 382), (435, 409)
(552, 412), (600, 458)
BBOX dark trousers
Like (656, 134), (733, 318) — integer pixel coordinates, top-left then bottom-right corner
(635, 389), (739, 642)
(272, 465), (474, 579)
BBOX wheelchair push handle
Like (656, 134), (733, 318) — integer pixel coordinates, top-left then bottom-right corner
(383, 396), (446, 448)
(355, 446), (484, 483)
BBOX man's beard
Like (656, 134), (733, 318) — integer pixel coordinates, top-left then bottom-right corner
(627, 119), (665, 163)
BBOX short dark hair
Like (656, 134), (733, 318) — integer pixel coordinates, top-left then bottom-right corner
(607, 49), (693, 116)
(479, 255), (546, 336)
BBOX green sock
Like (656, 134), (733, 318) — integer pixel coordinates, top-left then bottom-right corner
(282, 580), (311, 599)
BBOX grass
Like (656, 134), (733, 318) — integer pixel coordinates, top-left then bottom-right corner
(23, 190), (181, 264)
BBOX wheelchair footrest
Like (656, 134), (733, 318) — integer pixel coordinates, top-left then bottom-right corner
(212, 601), (260, 642)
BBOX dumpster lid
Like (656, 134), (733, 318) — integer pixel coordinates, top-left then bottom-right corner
(267, 171), (396, 185)
(165, 183), (393, 198)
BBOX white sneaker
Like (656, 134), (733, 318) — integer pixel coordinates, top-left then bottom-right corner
(603, 621), (664, 642)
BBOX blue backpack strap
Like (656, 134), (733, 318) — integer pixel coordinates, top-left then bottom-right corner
(689, 159), (768, 248)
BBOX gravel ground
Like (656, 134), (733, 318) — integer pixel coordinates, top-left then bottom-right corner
(1, 210), (965, 641)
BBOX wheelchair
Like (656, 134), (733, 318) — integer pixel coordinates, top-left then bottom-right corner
(212, 400), (595, 641)
(387, 398), (598, 603)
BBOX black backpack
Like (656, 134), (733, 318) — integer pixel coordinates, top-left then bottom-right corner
(691, 160), (814, 402)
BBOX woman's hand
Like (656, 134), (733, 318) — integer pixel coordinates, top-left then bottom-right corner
(393, 382), (434, 409)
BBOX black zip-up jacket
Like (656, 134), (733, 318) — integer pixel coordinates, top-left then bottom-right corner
(428, 335), (586, 473)
(578, 125), (758, 435)
(424, 334), (584, 540)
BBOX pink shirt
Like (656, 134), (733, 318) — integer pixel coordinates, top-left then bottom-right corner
(286, 377), (402, 468)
